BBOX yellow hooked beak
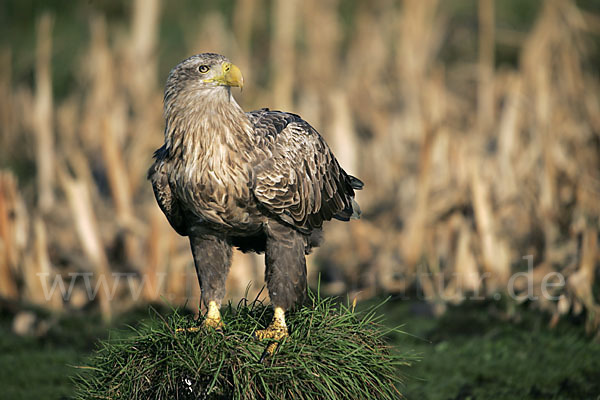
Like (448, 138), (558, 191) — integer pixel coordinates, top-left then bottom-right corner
(220, 62), (244, 89)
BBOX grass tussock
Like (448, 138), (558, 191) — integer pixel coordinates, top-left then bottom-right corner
(73, 292), (412, 400)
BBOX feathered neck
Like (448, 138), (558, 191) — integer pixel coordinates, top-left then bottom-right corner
(163, 86), (254, 160)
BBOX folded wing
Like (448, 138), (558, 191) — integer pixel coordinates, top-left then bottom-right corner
(249, 109), (363, 232)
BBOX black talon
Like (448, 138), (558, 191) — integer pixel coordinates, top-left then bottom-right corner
(259, 349), (269, 363)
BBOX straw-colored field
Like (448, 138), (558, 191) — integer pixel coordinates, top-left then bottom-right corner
(0, 1), (600, 398)
(1, 0), (598, 327)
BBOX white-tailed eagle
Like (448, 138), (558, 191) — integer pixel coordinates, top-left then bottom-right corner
(148, 53), (363, 357)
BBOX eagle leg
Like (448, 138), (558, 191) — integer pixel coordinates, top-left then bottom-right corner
(174, 235), (231, 334)
(256, 223), (307, 360)
(255, 307), (288, 361)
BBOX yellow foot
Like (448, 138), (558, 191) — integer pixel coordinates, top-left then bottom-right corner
(254, 325), (288, 341)
(176, 300), (223, 333)
(203, 315), (224, 330)
(254, 307), (288, 361)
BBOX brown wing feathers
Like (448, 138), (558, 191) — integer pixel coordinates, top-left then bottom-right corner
(249, 109), (362, 232)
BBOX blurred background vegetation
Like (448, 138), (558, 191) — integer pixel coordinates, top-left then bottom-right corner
(1, 0), (600, 398)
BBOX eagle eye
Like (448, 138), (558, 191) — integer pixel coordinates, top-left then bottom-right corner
(198, 65), (210, 73)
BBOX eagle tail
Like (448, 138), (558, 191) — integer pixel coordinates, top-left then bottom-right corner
(332, 174), (363, 221)
(348, 175), (362, 219)
(350, 198), (361, 220)
(348, 175), (364, 190)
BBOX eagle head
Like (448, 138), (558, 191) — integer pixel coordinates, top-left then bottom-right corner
(164, 53), (244, 108)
